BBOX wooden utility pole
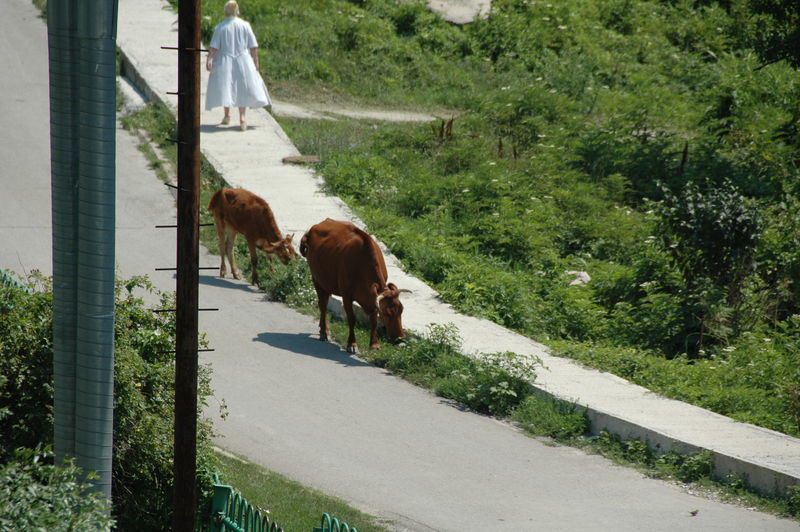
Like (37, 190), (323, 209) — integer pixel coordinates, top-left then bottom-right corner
(173, 0), (201, 529)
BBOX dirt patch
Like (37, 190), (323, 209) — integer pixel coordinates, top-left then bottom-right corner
(427, 0), (491, 24)
(271, 99), (442, 123)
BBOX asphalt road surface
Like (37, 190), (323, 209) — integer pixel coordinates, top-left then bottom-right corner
(2, 2), (798, 531)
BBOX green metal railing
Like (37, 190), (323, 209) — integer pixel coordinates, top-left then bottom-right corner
(0, 270), (29, 292)
(208, 475), (358, 532)
(210, 476), (283, 532)
(1, 270), (31, 310)
(313, 513), (358, 532)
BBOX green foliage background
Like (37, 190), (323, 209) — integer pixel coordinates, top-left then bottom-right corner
(195, 0), (800, 437)
(0, 275), (217, 530)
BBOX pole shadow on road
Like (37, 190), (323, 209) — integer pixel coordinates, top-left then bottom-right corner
(253, 331), (373, 368)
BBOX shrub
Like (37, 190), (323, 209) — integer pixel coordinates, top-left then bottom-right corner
(654, 449), (715, 483)
(0, 275), (217, 531)
(435, 351), (537, 417)
(656, 179), (762, 348)
(512, 394), (589, 440)
(0, 273), (54, 462)
(788, 486), (800, 517)
(348, 323), (538, 418)
(0, 448), (114, 531)
(256, 256), (317, 310)
(113, 277), (218, 531)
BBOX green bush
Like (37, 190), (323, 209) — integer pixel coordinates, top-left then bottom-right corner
(256, 256), (317, 310)
(113, 277), (218, 531)
(192, 0), (800, 439)
(553, 327), (800, 437)
(593, 430), (714, 483)
(435, 351), (537, 417)
(344, 323), (538, 418)
(788, 486), (800, 517)
(0, 275), (217, 530)
(512, 394), (589, 440)
(0, 274), (54, 463)
(0, 448), (114, 530)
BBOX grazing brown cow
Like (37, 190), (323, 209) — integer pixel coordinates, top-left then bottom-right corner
(208, 188), (296, 285)
(300, 218), (404, 353)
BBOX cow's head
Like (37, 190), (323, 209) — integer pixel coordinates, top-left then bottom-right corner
(377, 283), (404, 342)
(259, 234), (296, 264)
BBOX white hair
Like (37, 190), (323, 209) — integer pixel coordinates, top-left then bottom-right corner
(223, 1), (240, 17)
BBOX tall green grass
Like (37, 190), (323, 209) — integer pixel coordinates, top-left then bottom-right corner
(227, 0), (800, 438)
(161, 0), (800, 438)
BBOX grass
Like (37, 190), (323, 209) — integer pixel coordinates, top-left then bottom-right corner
(119, 95), (800, 524)
(119, 105), (175, 185)
(153, 0), (800, 442)
(323, 316), (800, 521)
(212, 449), (390, 532)
(215, 0), (800, 442)
(115, 38), (800, 525)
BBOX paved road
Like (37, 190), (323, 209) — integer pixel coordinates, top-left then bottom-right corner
(3, 1), (798, 530)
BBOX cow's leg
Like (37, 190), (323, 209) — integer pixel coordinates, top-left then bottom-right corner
(246, 238), (259, 285)
(214, 217), (228, 278)
(224, 227), (240, 280)
(313, 282), (330, 342)
(368, 308), (380, 350)
(342, 297), (359, 354)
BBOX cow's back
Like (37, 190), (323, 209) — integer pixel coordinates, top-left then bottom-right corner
(302, 219), (387, 297)
(209, 188), (278, 240)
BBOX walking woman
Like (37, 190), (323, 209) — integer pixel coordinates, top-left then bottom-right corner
(205, 1), (271, 131)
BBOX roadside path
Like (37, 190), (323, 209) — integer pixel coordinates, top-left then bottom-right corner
(4, 1), (797, 530)
(118, 0), (800, 502)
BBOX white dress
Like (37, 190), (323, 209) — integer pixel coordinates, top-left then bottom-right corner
(205, 17), (271, 110)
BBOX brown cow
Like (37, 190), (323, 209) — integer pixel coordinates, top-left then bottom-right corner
(208, 188), (296, 285)
(300, 218), (404, 353)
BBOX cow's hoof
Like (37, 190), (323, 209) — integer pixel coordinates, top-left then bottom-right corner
(347, 344), (359, 354)
(319, 334), (328, 342)
(232, 272), (240, 280)
(369, 343), (380, 350)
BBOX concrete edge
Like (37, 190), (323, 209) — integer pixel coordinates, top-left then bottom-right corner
(323, 296), (799, 497)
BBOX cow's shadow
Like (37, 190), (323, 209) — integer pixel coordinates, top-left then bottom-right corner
(198, 273), (255, 293)
(254, 331), (373, 368)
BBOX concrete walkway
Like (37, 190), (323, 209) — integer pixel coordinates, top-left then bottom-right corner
(116, 0), (800, 500)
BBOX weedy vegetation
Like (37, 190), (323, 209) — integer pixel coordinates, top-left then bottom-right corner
(98, 0), (800, 522)
(0, 274), (218, 530)
(186, 0), (800, 439)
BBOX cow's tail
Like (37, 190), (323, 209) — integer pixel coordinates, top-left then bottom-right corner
(207, 188), (223, 214)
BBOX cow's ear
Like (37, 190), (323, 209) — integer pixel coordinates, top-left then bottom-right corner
(269, 240), (282, 249)
(286, 233), (294, 243)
